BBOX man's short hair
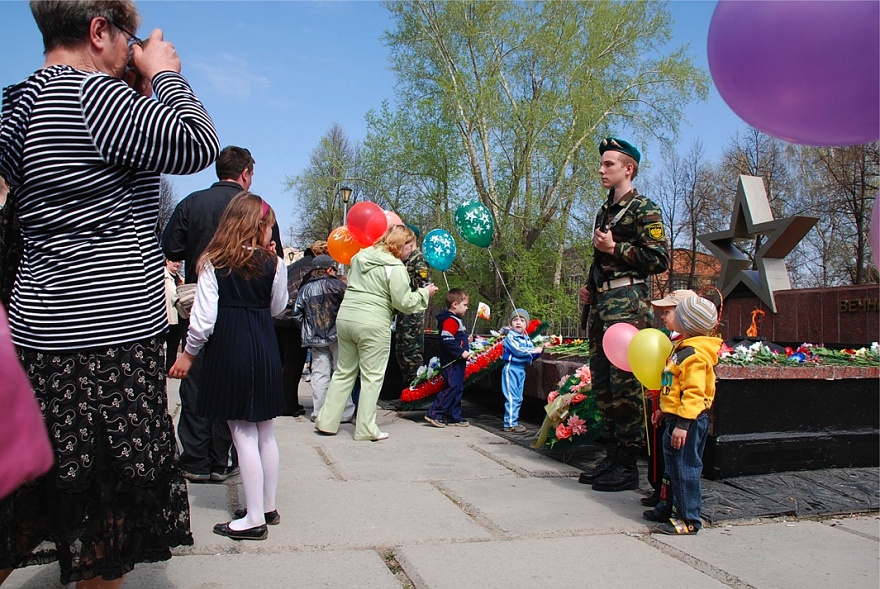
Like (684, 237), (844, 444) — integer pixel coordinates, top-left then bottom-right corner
(618, 152), (639, 180)
(446, 288), (469, 308)
(215, 146), (254, 181)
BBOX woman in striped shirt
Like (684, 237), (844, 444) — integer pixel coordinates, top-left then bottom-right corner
(0, 2), (219, 587)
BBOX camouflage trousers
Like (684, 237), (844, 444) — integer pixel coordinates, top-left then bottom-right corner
(395, 311), (426, 385)
(588, 282), (653, 450)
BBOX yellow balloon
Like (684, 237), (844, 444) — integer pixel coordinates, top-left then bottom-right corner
(627, 328), (672, 390)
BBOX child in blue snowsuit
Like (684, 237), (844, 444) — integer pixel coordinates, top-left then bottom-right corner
(501, 308), (543, 433)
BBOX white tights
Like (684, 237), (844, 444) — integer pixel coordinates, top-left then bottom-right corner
(227, 419), (279, 530)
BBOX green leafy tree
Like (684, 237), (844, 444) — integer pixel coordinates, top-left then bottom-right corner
(285, 123), (361, 246)
(381, 0), (709, 323)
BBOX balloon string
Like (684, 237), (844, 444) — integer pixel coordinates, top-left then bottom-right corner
(642, 384), (651, 457)
(486, 248), (516, 311)
(442, 271), (450, 291)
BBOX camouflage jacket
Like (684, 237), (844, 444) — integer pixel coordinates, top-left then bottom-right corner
(590, 189), (669, 284)
(404, 248), (430, 291)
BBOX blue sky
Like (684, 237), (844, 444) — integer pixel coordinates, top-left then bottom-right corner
(0, 0), (747, 240)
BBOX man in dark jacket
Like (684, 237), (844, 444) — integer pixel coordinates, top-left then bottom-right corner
(161, 146), (283, 482)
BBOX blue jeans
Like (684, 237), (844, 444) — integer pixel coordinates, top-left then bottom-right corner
(662, 413), (708, 528)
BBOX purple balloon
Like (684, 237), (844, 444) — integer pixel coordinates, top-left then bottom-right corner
(708, 1), (879, 146)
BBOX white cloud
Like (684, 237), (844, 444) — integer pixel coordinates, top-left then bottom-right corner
(188, 53), (270, 99)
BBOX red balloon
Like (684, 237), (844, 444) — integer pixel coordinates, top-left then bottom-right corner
(347, 201), (387, 246)
(327, 226), (365, 265)
(385, 210), (403, 227)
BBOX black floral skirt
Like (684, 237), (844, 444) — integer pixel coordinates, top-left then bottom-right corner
(0, 336), (192, 584)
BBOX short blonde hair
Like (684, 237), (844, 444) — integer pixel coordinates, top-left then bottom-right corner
(375, 224), (415, 259)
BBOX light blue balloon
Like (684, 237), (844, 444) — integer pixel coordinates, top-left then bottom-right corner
(423, 229), (457, 271)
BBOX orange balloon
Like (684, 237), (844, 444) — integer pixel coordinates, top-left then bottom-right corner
(327, 226), (365, 265)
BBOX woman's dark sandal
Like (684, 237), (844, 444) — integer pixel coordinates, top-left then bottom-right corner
(654, 518), (698, 535)
(213, 521), (268, 540)
(232, 509), (281, 525)
(314, 427), (336, 436)
(642, 509), (664, 523)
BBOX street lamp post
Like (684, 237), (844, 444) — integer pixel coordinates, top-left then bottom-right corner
(337, 186), (353, 275)
(338, 185), (353, 226)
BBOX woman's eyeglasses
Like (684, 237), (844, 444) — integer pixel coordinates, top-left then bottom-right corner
(108, 19), (142, 73)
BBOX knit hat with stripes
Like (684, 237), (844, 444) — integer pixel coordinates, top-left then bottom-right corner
(675, 296), (717, 337)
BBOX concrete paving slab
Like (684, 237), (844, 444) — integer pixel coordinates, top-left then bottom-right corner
(824, 514), (880, 540)
(396, 535), (728, 589)
(183, 479), (237, 551)
(3, 550), (400, 589)
(197, 479), (492, 552)
(322, 440), (517, 482)
(653, 520), (880, 589)
(440, 477), (649, 536)
(473, 443), (581, 478)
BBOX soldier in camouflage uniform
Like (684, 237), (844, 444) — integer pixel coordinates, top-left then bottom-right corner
(395, 228), (430, 385)
(578, 137), (669, 492)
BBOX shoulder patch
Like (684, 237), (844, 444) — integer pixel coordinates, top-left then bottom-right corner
(646, 222), (665, 241)
(672, 346), (695, 364)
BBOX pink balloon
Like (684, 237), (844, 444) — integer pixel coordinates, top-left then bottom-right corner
(602, 323), (639, 372)
(708, 1), (879, 146)
(385, 210), (403, 227)
(871, 197), (880, 273)
(347, 201), (387, 246)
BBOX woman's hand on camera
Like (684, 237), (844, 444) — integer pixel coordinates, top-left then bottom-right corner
(131, 29), (181, 83)
(424, 283), (439, 297)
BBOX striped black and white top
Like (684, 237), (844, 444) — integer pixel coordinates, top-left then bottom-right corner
(0, 66), (219, 351)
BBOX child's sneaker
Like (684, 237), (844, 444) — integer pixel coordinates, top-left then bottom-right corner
(654, 517), (699, 535)
(504, 425), (528, 433)
(446, 420), (469, 427)
(424, 415), (445, 428)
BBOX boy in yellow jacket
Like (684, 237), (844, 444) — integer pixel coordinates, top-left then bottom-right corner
(651, 296), (721, 535)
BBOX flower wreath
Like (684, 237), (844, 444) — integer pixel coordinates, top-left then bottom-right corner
(531, 364), (602, 449)
(399, 319), (547, 409)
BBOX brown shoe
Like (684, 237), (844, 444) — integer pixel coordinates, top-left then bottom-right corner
(504, 425), (528, 433)
(424, 415), (445, 428)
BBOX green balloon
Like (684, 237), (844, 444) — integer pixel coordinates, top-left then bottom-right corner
(454, 200), (495, 248)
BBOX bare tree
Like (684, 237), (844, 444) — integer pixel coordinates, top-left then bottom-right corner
(156, 175), (178, 238)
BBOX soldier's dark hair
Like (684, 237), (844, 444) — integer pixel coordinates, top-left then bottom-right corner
(215, 146), (255, 181)
(446, 288), (469, 308)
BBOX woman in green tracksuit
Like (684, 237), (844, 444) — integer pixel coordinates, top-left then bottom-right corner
(315, 225), (439, 441)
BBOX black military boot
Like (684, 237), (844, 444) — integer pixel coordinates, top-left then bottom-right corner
(577, 443), (618, 485)
(591, 446), (639, 492)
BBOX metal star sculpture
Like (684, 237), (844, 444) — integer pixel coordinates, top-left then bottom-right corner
(698, 175), (817, 312)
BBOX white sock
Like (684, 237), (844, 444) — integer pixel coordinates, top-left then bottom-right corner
(228, 420), (265, 529)
(256, 419), (279, 513)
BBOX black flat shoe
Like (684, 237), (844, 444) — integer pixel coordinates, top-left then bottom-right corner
(212, 521), (268, 541)
(232, 508), (281, 525)
(315, 427), (336, 436)
(640, 495), (660, 507)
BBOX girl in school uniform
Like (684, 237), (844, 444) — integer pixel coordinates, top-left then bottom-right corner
(170, 192), (288, 541)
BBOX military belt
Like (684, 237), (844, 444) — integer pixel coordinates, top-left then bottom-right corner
(596, 276), (645, 293)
